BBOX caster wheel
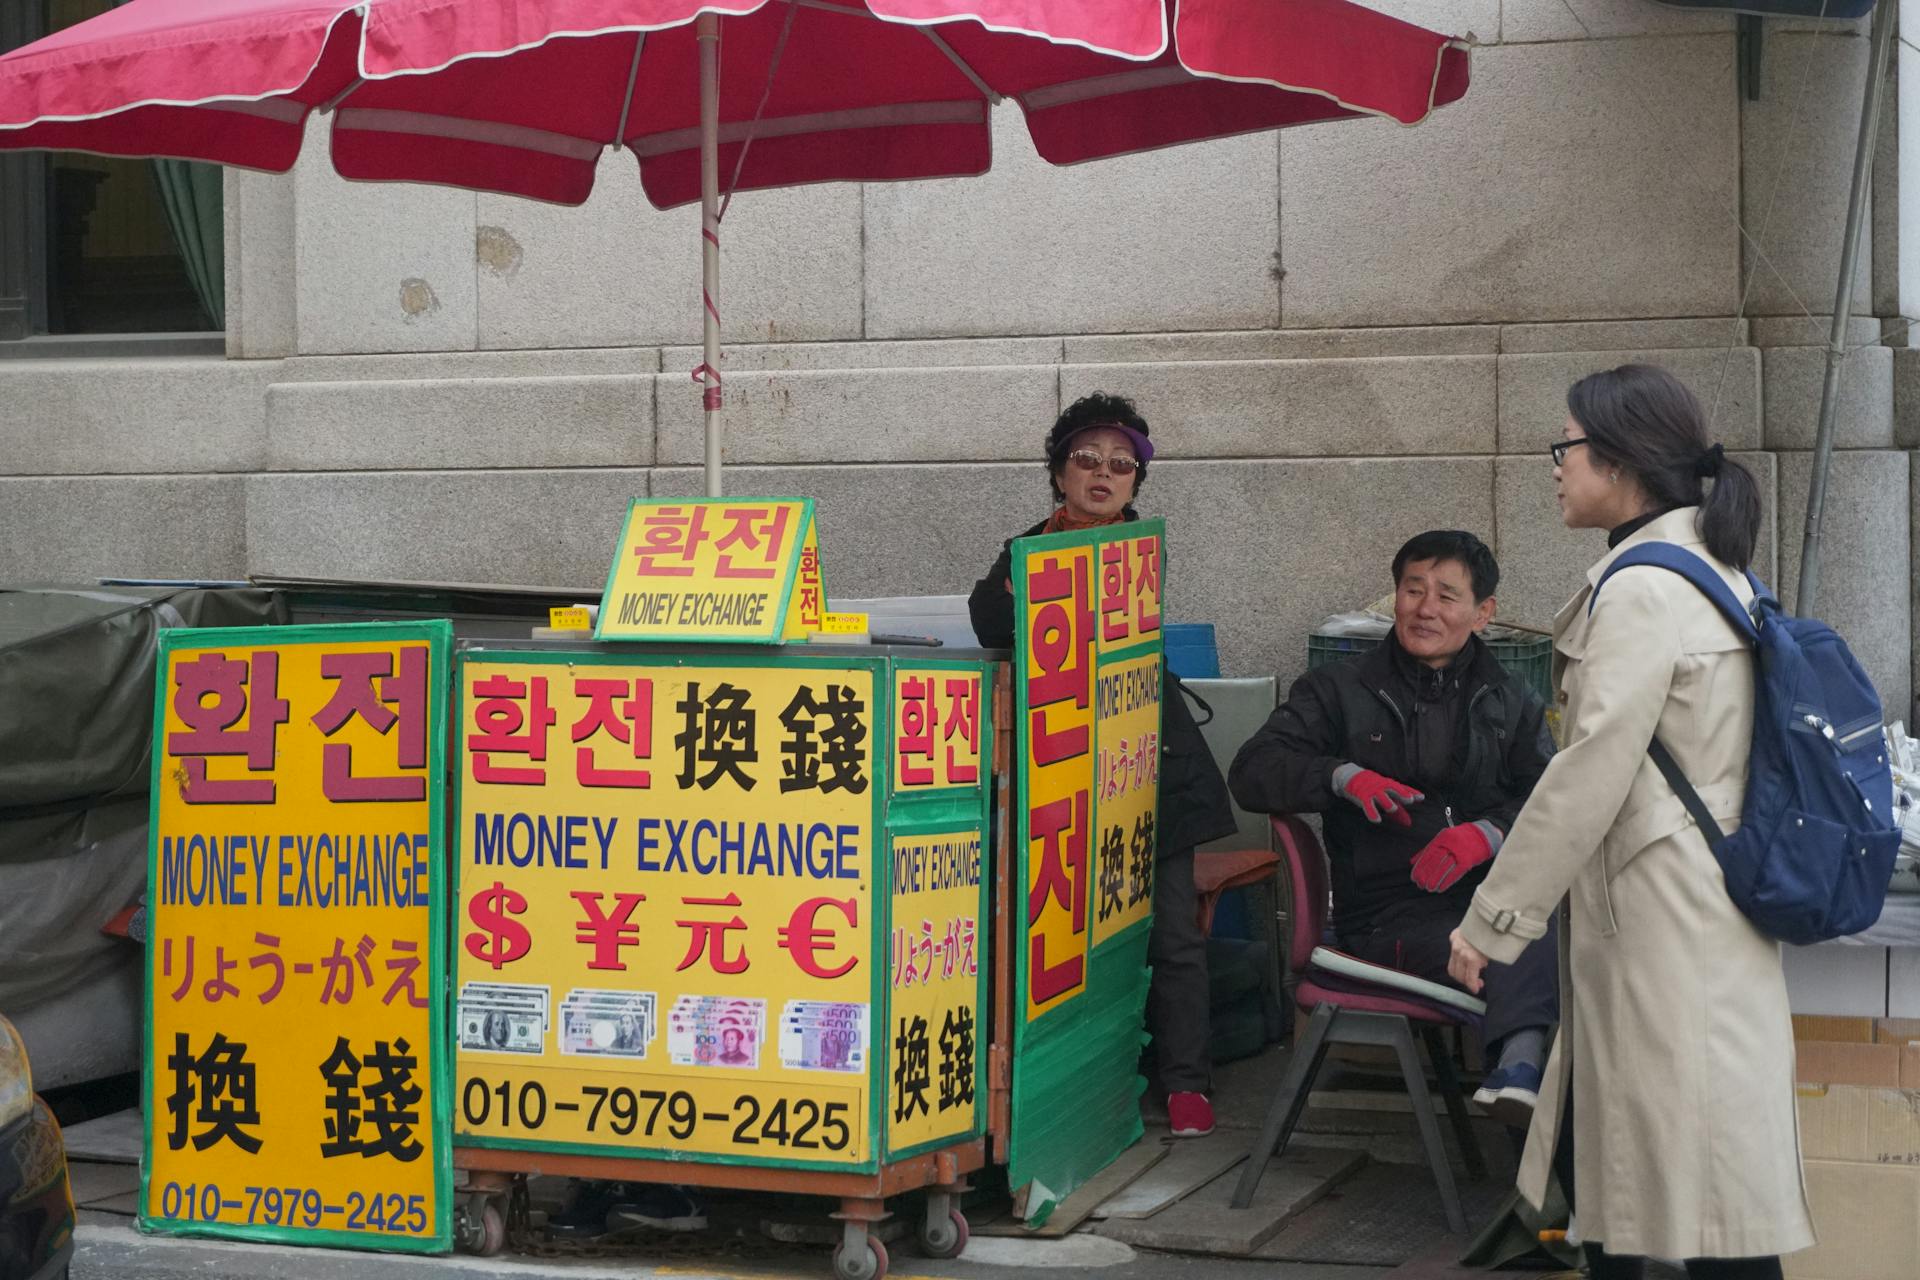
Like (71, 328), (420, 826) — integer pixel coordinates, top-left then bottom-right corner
(833, 1233), (888, 1280)
(478, 1201), (506, 1257)
(918, 1208), (968, 1259)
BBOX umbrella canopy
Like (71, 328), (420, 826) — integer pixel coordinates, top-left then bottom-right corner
(0, 0), (1469, 208)
(0, 0), (1472, 498)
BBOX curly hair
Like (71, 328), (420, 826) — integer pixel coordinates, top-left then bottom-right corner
(1044, 392), (1151, 504)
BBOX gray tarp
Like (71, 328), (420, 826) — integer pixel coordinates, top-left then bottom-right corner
(0, 585), (282, 1028)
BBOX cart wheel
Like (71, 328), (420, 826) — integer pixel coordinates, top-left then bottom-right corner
(917, 1208), (968, 1259)
(477, 1200), (506, 1257)
(833, 1233), (888, 1280)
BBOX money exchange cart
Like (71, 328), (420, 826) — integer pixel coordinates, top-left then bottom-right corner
(446, 636), (1006, 1280)
(134, 497), (1162, 1279)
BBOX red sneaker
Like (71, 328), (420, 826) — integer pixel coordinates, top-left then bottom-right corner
(1167, 1091), (1215, 1138)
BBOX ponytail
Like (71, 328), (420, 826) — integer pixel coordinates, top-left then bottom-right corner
(1567, 364), (1763, 570)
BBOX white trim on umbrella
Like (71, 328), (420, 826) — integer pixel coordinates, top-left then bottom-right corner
(630, 100), (987, 157)
(1172, 35), (1472, 128)
(863, 0), (1170, 63)
(335, 106), (603, 159)
(0, 1), (363, 130)
(352, 1), (769, 82)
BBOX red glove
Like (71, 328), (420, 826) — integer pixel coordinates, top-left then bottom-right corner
(1335, 766), (1424, 826)
(1411, 822), (1499, 893)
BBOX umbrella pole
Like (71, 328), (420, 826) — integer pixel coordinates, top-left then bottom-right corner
(1796, 0), (1893, 616)
(698, 11), (723, 498)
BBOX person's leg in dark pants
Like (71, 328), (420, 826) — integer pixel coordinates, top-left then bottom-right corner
(1340, 898), (1558, 1055)
(1148, 845), (1212, 1134)
(1683, 1259), (1784, 1279)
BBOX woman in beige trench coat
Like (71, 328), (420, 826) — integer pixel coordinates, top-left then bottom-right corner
(1447, 365), (1813, 1279)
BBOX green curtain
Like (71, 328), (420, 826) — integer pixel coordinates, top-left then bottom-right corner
(151, 160), (224, 329)
(107, 0), (222, 328)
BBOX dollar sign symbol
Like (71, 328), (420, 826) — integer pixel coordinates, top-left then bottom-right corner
(465, 881), (532, 970)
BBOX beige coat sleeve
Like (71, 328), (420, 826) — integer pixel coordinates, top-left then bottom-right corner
(1459, 568), (1683, 963)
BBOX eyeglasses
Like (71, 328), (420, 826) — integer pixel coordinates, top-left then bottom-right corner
(1548, 437), (1590, 467)
(1066, 448), (1141, 475)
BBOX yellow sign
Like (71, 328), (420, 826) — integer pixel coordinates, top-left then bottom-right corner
(1020, 542), (1098, 1021)
(892, 669), (983, 792)
(818, 612), (869, 636)
(781, 518), (827, 639)
(454, 653), (881, 1167)
(596, 498), (815, 644)
(1095, 532), (1165, 655)
(144, 622), (450, 1252)
(885, 831), (983, 1154)
(1092, 656), (1160, 946)
(548, 607), (592, 632)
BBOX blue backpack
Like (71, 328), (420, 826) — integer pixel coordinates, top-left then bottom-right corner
(1591, 543), (1901, 945)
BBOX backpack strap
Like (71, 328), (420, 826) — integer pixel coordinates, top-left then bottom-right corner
(1588, 542), (1760, 641)
(1647, 737), (1728, 845)
(1589, 542), (1757, 850)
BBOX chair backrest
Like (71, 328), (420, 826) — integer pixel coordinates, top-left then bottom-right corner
(1271, 815), (1330, 973)
(1181, 675), (1279, 854)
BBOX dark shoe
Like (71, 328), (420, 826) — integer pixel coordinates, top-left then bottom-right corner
(548, 1180), (626, 1238)
(609, 1185), (707, 1232)
(1474, 1061), (1540, 1130)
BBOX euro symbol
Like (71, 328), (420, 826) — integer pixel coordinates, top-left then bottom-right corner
(465, 881), (532, 970)
(778, 897), (859, 980)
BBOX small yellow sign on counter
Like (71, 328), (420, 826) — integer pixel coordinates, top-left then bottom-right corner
(548, 607), (593, 632)
(818, 613), (868, 635)
(596, 498), (815, 644)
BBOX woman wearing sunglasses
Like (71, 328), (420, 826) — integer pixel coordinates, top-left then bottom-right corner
(968, 393), (1236, 1139)
(1445, 365), (1804, 1279)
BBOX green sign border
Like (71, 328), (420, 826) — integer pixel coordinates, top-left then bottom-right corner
(593, 497), (816, 645)
(449, 647), (890, 1174)
(880, 659), (994, 1163)
(1008, 519), (1166, 1222)
(140, 620), (454, 1254)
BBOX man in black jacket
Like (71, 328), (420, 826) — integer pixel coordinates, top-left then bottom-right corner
(1229, 530), (1558, 1121)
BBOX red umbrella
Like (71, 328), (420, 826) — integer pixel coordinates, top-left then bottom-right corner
(0, 0), (1470, 493)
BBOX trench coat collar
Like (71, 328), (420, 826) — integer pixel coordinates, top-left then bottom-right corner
(1582, 506), (1705, 588)
(1552, 507), (1704, 639)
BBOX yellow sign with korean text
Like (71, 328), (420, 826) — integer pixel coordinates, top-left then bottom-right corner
(1019, 541), (1097, 1022)
(453, 652), (883, 1168)
(884, 830), (983, 1155)
(891, 669), (983, 792)
(781, 517), (827, 640)
(1009, 519), (1165, 1223)
(1095, 532), (1165, 655)
(142, 622), (451, 1252)
(596, 498), (815, 644)
(1092, 656), (1160, 947)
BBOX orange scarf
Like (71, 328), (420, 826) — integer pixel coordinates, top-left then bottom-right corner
(1043, 506), (1124, 535)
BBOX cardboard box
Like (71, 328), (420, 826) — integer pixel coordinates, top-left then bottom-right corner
(1794, 1084), (1920, 1163)
(1876, 1017), (1920, 1045)
(1793, 1015), (1877, 1044)
(1795, 1039), (1904, 1087)
(1783, 1161), (1920, 1280)
(1905, 1043), (1920, 1090)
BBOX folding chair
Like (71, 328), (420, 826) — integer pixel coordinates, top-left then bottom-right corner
(1230, 816), (1487, 1233)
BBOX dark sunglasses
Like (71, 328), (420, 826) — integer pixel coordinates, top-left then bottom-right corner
(1548, 437), (1590, 467)
(1066, 448), (1140, 475)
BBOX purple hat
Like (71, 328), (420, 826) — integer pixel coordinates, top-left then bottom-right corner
(1066, 420), (1154, 464)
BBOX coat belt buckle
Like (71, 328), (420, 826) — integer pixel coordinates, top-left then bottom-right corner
(1491, 908), (1517, 933)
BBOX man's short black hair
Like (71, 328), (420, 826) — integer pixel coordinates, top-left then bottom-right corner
(1391, 530), (1499, 602)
